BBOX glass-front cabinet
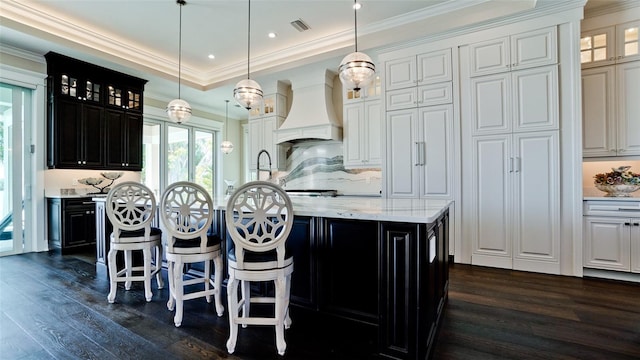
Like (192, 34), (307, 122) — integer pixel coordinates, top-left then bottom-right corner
(45, 51), (147, 170)
(581, 20), (639, 68)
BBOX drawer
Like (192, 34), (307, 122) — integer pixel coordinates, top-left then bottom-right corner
(583, 200), (640, 217)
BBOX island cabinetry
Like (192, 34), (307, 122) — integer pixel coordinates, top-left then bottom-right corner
(45, 51), (146, 170)
(288, 216), (318, 309)
(47, 197), (96, 254)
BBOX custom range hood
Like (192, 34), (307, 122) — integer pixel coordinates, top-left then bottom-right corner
(275, 69), (342, 144)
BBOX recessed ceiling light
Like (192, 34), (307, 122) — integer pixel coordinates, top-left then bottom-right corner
(208, 54), (215, 59)
(268, 32), (277, 39)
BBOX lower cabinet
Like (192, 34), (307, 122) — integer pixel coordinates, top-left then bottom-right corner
(47, 197), (96, 254)
(584, 216), (640, 273)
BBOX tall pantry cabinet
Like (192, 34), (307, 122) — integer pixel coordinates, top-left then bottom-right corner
(382, 48), (454, 199)
(462, 26), (561, 274)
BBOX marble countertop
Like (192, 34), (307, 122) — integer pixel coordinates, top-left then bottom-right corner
(94, 195), (451, 223)
(583, 187), (640, 201)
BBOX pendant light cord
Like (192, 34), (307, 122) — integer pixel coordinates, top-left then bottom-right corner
(177, 0), (185, 99)
(224, 100), (229, 138)
(247, 0), (251, 80)
(353, 0), (358, 52)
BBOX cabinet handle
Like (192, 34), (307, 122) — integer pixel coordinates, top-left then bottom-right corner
(77, 160), (82, 165)
(515, 157), (521, 173)
(420, 142), (426, 166)
(415, 143), (420, 166)
(625, 222), (631, 226)
(509, 157), (514, 173)
(619, 149), (625, 152)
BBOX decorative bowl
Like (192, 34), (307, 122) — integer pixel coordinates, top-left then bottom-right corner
(100, 171), (123, 180)
(78, 177), (104, 186)
(594, 183), (640, 197)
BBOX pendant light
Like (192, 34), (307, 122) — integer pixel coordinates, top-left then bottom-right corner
(166, 0), (192, 124)
(220, 100), (234, 154)
(233, 0), (263, 110)
(339, 0), (376, 91)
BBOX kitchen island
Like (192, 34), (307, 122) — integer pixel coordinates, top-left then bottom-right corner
(94, 196), (451, 360)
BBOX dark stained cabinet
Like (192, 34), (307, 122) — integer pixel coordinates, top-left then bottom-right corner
(288, 216), (318, 309)
(105, 110), (143, 170)
(47, 197), (96, 254)
(45, 51), (147, 170)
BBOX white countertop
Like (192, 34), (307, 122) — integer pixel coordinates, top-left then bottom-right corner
(583, 187), (640, 201)
(93, 195), (451, 224)
(217, 196), (452, 224)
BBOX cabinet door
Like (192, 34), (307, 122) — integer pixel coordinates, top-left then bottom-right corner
(418, 82), (453, 107)
(616, 20), (640, 64)
(385, 56), (417, 91)
(248, 119), (263, 170)
(386, 87), (417, 111)
(321, 218), (378, 322)
(512, 65), (558, 133)
(584, 217), (631, 271)
(512, 131), (560, 273)
(470, 134), (512, 269)
(510, 26), (557, 70)
(469, 36), (510, 76)
(343, 103), (365, 167)
(631, 220), (640, 274)
(83, 103), (105, 168)
(386, 109), (419, 198)
(55, 98), (83, 167)
(418, 104), (452, 199)
(105, 109), (126, 168)
(365, 100), (383, 167)
(616, 61), (640, 156)
(470, 73), (511, 135)
(417, 48), (452, 84)
(581, 26), (616, 69)
(288, 216), (317, 309)
(125, 113), (143, 170)
(582, 66), (616, 157)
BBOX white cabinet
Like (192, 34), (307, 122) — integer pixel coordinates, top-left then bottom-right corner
(580, 20), (640, 69)
(248, 116), (286, 171)
(344, 76), (381, 103)
(582, 61), (640, 157)
(468, 26), (557, 77)
(343, 99), (382, 168)
(384, 48), (452, 92)
(470, 65), (558, 136)
(470, 131), (560, 272)
(386, 104), (453, 199)
(583, 200), (640, 273)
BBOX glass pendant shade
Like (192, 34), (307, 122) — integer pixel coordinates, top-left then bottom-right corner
(339, 51), (376, 91)
(233, 78), (263, 110)
(166, 98), (192, 124)
(220, 140), (234, 154)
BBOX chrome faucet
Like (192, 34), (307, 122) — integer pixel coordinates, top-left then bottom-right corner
(256, 149), (272, 180)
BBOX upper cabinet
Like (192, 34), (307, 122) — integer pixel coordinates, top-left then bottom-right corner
(581, 20), (640, 69)
(45, 52), (147, 170)
(247, 85), (289, 172)
(344, 76), (381, 104)
(468, 26), (557, 77)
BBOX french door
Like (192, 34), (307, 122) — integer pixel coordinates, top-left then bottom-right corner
(0, 83), (32, 256)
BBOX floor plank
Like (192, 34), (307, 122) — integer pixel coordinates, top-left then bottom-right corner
(1, 252), (639, 359)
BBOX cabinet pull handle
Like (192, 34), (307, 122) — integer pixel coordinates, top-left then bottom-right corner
(82, 201), (94, 205)
(515, 157), (521, 173)
(624, 222), (631, 226)
(509, 157), (513, 173)
(415, 142), (420, 166)
(617, 208), (640, 211)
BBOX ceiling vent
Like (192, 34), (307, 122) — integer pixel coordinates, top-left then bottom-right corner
(290, 19), (311, 32)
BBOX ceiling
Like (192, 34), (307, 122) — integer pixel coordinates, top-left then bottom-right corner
(0, 0), (602, 120)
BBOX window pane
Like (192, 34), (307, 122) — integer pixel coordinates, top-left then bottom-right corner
(142, 123), (161, 198)
(625, 42), (638, 56)
(624, 26), (638, 42)
(167, 126), (189, 184)
(580, 37), (592, 50)
(593, 48), (607, 61)
(593, 34), (607, 48)
(194, 130), (214, 195)
(581, 50), (592, 63)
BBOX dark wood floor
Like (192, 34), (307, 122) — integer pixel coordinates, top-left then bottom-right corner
(1, 251), (639, 360)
